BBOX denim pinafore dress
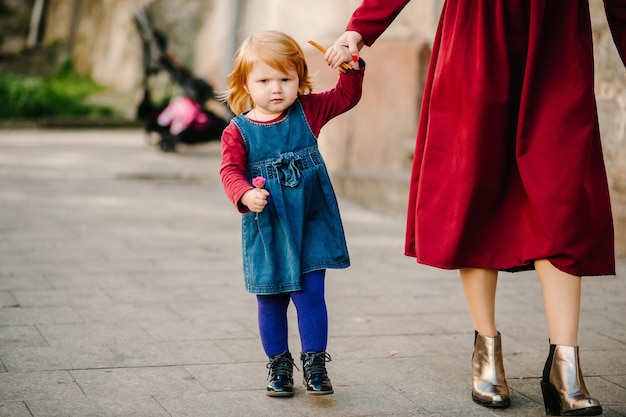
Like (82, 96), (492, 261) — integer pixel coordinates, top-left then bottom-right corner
(234, 100), (350, 295)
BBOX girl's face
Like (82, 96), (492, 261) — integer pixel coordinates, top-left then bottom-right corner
(245, 61), (299, 121)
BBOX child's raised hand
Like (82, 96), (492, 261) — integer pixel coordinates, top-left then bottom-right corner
(241, 187), (270, 213)
(333, 31), (363, 61)
(325, 44), (358, 72)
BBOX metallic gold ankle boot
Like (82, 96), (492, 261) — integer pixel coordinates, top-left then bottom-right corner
(540, 344), (602, 416)
(472, 331), (510, 408)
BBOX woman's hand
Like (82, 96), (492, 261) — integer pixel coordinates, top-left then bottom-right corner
(241, 188), (270, 213)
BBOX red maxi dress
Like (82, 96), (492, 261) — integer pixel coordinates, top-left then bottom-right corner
(347, 0), (626, 276)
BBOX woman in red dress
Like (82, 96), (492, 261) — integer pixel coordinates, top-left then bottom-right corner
(326, 1), (626, 415)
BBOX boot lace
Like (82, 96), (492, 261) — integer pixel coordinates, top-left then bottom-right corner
(266, 353), (296, 380)
(303, 352), (332, 379)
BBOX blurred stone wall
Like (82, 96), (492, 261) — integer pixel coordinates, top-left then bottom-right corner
(0, 0), (35, 54)
(590, 0), (626, 255)
(42, 0), (214, 91)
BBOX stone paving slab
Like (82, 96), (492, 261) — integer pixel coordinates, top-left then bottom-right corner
(0, 129), (624, 417)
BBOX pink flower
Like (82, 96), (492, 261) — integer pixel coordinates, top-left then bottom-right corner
(252, 176), (266, 189)
(252, 176), (266, 219)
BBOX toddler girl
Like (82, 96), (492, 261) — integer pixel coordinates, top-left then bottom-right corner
(220, 30), (363, 397)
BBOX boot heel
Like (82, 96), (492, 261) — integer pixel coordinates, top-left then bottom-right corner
(540, 380), (561, 416)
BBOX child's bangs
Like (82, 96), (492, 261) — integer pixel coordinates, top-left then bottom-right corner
(254, 43), (299, 76)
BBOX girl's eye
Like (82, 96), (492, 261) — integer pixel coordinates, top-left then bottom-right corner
(281, 78), (290, 82)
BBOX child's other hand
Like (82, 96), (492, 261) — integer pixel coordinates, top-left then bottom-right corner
(325, 44), (358, 72)
(241, 188), (270, 213)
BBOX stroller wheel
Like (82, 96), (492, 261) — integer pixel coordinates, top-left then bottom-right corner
(158, 134), (178, 152)
(145, 131), (161, 146)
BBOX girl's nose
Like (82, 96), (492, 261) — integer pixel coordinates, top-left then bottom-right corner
(270, 81), (282, 92)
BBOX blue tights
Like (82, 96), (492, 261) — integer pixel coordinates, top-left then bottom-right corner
(256, 270), (327, 357)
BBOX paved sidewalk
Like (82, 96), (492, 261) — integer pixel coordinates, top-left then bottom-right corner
(0, 129), (625, 417)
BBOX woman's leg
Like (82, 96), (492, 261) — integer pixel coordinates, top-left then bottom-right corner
(291, 269), (327, 352)
(256, 293), (291, 356)
(535, 259), (580, 346)
(535, 260), (601, 415)
(461, 267), (509, 407)
(460, 267), (499, 337)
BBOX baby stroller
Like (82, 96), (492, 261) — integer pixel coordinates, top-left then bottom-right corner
(133, 7), (230, 152)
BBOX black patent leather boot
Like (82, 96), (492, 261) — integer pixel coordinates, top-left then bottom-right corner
(472, 331), (510, 408)
(301, 351), (333, 395)
(266, 351), (295, 397)
(541, 344), (602, 416)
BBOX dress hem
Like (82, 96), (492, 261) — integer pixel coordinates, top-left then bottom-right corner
(405, 252), (616, 277)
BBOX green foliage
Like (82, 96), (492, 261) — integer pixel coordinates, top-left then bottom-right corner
(0, 59), (116, 119)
